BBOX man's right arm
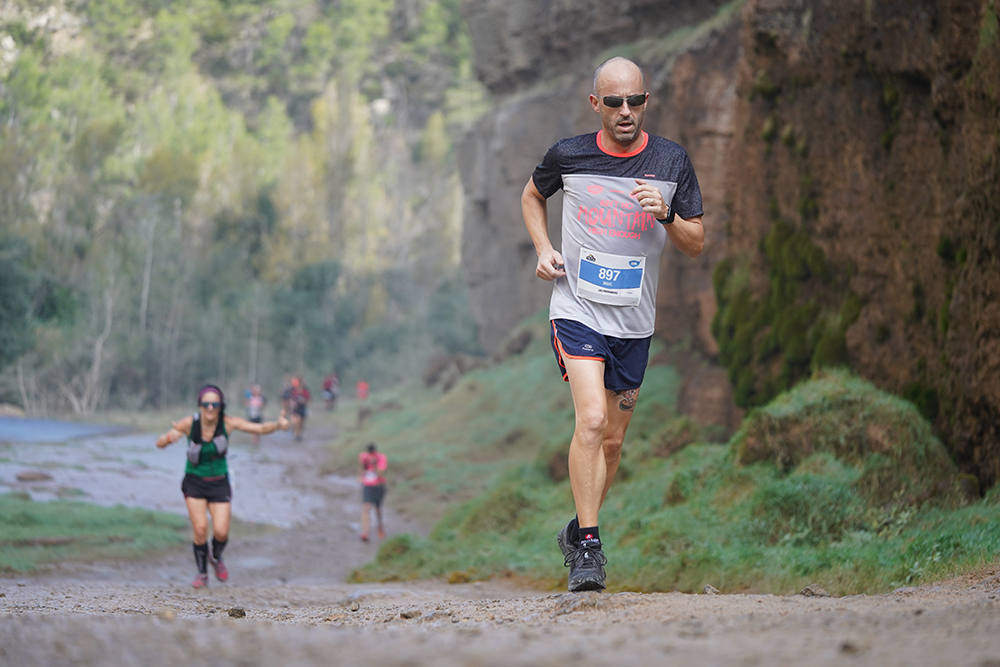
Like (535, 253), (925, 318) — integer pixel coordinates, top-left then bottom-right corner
(521, 178), (566, 281)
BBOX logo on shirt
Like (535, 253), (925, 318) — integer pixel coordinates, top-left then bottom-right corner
(578, 198), (657, 238)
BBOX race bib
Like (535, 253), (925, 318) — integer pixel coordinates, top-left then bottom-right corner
(364, 470), (378, 482)
(576, 248), (645, 306)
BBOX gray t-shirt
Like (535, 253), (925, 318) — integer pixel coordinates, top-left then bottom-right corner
(531, 130), (703, 338)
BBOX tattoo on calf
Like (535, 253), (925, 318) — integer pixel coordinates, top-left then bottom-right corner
(617, 388), (639, 411)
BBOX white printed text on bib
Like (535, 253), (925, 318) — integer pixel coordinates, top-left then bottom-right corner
(576, 248), (645, 306)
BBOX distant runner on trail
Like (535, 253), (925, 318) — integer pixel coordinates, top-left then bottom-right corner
(155, 384), (289, 588)
(288, 376), (310, 442)
(322, 371), (339, 411)
(355, 378), (371, 426)
(280, 376), (294, 414)
(520, 56), (705, 591)
(244, 383), (267, 445)
(358, 443), (387, 542)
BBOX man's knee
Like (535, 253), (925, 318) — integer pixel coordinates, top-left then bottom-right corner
(603, 436), (624, 463)
(575, 405), (608, 438)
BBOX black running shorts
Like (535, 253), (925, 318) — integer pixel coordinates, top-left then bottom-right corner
(362, 484), (386, 507)
(181, 474), (232, 503)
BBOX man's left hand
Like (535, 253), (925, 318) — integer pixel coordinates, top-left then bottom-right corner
(632, 179), (669, 220)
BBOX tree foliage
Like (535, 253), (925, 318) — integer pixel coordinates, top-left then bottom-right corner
(0, 0), (486, 412)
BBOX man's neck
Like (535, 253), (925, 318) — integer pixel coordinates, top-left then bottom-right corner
(597, 130), (648, 156)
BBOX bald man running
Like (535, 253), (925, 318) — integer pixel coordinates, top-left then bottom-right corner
(521, 56), (705, 591)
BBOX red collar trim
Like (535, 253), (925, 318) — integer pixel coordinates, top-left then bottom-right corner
(596, 130), (648, 157)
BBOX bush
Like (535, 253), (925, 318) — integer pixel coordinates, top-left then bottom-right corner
(732, 369), (969, 507)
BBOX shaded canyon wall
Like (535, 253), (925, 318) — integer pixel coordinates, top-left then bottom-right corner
(725, 0), (1000, 486)
(458, 0), (744, 431)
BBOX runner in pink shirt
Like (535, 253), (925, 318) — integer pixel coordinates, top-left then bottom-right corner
(359, 443), (387, 541)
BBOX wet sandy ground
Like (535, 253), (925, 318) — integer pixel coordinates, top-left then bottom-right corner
(0, 417), (330, 528)
(2, 419), (1000, 666)
(4, 571), (1000, 666)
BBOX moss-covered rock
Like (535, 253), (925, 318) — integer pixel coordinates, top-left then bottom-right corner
(731, 370), (972, 508)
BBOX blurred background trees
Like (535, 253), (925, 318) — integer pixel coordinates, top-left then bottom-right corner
(0, 0), (486, 412)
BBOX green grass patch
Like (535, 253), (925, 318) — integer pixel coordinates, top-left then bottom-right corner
(336, 318), (998, 595)
(0, 493), (189, 573)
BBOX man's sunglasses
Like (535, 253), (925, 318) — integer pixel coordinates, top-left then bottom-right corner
(199, 401), (221, 409)
(602, 93), (647, 108)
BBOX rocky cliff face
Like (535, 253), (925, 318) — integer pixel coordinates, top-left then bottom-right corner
(458, 0), (744, 431)
(458, 0), (1000, 485)
(724, 0), (1000, 486)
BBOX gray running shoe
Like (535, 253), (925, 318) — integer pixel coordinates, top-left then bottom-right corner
(565, 543), (607, 592)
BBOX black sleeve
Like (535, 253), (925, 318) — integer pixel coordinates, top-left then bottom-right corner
(531, 141), (564, 199)
(670, 151), (704, 220)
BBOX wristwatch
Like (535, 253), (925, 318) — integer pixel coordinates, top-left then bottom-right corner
(656, 206), (675, 225)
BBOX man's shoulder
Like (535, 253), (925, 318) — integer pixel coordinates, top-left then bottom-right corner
(646, 134), (689, 156)
(548, 132), (599, 154)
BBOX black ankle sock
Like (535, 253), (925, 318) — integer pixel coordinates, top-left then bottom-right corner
(211, 537), (228, 561)
(569, 516), (580, 543)
(578, 526), (601, 546)
(193, 542), (209, 574)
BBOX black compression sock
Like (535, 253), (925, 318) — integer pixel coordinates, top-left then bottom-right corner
(211, 537), (228, 561)
(578, 526), (601, 546)
(193, 542), (209, 574)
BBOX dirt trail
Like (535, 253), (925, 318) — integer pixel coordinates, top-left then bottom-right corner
(3, 421), (1000, 666)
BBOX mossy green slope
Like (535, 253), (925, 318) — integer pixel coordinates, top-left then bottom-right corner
(336, 333), (998, 594)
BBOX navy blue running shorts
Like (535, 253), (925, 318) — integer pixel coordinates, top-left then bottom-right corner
(549, 319), (652, 392)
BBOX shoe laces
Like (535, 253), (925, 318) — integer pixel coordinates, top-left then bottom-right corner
(564, 543), (607, 568)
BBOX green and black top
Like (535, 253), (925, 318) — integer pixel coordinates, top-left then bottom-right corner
(185, 414), (230, 478)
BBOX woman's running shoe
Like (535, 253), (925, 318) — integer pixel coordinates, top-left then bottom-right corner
(210, 558), (229, 582)
(191, 573), (209, 589)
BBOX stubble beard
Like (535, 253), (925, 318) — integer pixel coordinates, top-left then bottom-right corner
(611, 115), (643, 146)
